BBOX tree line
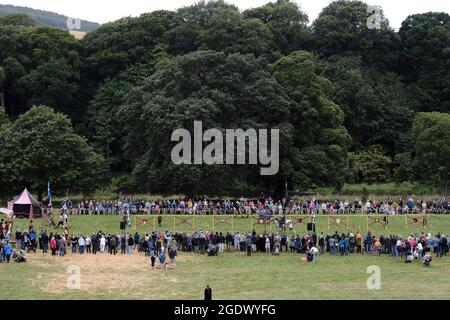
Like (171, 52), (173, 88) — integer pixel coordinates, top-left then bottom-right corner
(0, 0), (449, 199)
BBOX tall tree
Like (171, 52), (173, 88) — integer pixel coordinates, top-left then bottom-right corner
(0, 66), (4, 108)
(0, 105), (8, 127)
(0, 25), (80, 117)
(399, 12), (450, 113)
(0, 13), (36, 26)
(394, 112), (450, 194)
(244, 0), (311, 55)
(270, 51), (351, 191)
(0, 106), (107, 199)
(197, 7), (272, 56)
(323, 56), (413, 154)
(120, 50), (292, 194)
(347, 145), (392, 184)
(313, 0), (401, 71)
(18, 58), (78, 114)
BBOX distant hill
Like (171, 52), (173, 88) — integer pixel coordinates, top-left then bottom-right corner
(0, 4), (99, 32)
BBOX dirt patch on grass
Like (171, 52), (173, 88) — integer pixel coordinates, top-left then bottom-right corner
(30, 252), (186, 296)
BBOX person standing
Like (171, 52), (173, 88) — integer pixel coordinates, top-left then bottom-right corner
(329, 237), (336, 255)
(168, 247), (177, 265)
(150, 249), (156, 269)
(91, 234), (99, 254)
(204, 285), (212, 301)
(3, 242), (12, 263)
(50, 237), (57, 256)
(109, 235), (117, 255)
(127, 235), (134, 254)
(318, 234), (325, 254)
(121, 235), (126, 254)
(100, 235), (106, 252)
(0, 239), (3, 263)
(70, 234), (78, 255)
(15, 229), (22, 249)
(265, 235), (271, 253)
(246, 236), (252, 256)
(218, 232), (225, 253)
(41, 231), (49, 253)
(58, 237), (66, 257)
(78, 236), (85, 254)
(85, 236), (91, 253)
(159, 248), (166, 268)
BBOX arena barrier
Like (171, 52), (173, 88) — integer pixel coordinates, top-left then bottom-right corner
(130, 213), (435, 232)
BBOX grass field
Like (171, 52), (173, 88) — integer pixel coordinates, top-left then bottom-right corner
(10, 213), (450, 237)
(2, 214), (450, 300)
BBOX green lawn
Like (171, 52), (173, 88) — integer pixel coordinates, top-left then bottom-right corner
(2, 214), (450, 300)
(1, 250), (450, 300)
(12, 213), (450, 237)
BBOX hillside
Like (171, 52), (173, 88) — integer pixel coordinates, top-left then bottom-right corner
(0, 4), (99, 31)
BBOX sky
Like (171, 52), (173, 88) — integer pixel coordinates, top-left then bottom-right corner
(1, 0), (450, 30)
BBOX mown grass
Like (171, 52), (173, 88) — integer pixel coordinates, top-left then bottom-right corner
(1, 250), (450, 300)
(12, 214), (450, 237)
(3, 214), (450, 300)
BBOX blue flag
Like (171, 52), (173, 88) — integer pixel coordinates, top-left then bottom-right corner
(47, 181), (52, 201)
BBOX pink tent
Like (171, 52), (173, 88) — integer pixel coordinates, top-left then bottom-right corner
(7, 188), (42, 219)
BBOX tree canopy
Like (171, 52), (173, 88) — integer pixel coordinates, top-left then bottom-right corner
(1, 0), (449, 196)
(0, 106), (106, 199)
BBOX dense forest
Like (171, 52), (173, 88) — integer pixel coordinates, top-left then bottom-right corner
(0, 4), (99, 31)
(0, 0), (449, 199)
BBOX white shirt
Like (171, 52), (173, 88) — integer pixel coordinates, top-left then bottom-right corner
(78, 238), (85, 246)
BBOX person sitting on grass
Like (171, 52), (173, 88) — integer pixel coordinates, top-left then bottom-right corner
(302, 246), (318, 263)
(405, 251), (414, 263)
(422, 252), (432, 267)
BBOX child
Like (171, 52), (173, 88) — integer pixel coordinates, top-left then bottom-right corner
(168, 247), (177, 265)
(4, 242), (13, 263)
(405, 253), (414, 263)
(149, 250), (156, 269)
(422, 252), (432, 267)
(159, 248), (166, 268)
